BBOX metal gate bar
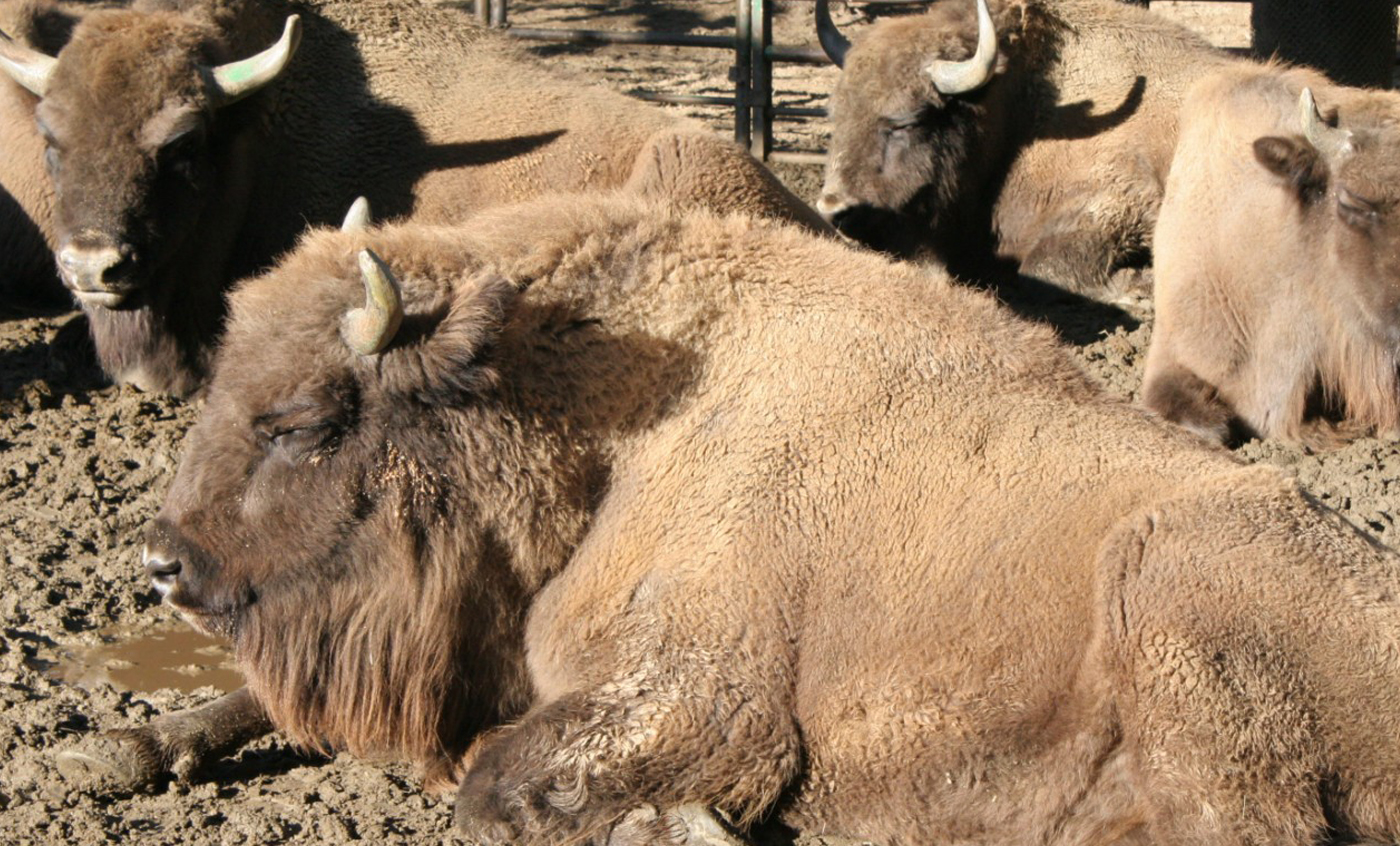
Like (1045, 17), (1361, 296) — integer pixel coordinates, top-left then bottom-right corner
(499, 0), (836, 160)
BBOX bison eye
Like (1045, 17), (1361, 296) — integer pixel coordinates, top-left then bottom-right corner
(1338, 188), (1380, 230)
(257, 422), (343, 461)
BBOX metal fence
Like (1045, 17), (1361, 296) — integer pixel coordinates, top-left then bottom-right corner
(473, 0), (1400, 163)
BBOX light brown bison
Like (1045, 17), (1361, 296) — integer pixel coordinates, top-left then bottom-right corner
(90, 192), (1400, 844)
(815, 0), (1230, 293)
(0, 0), (823, 396)
(1144, 65), (1400, 446)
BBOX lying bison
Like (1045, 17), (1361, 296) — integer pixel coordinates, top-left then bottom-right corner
(73, 193), (1400, 844)
(815, 0), (1229, 293)
(1144, 67), (1400, 445)
(0, 0), (823, 396)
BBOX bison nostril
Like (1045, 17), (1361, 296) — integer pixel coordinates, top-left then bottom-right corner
(142, 545), (182, 595)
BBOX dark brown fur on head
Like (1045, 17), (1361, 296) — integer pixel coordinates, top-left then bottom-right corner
(819, 0), (1019, 260)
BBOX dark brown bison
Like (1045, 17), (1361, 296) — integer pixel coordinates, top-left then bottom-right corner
(86, 192), (1400, 844)
(0, 0), (100, 310)
(815, 0), (1230, 293)
(0, 0), (823, 395)
(1144, 65), (1400, 446)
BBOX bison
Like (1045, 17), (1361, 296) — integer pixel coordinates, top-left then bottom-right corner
(1144, 67), (1400, 446)
(0, 0), (98, 310)
(815, 0), (1230, 293)
(0, 0), (824, 396)
(72, 192), (1400, 844)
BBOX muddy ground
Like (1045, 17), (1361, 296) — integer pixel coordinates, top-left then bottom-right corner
(2, 2), (1397, 844)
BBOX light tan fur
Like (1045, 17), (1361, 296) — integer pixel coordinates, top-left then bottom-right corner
(152, 194), (1400, 844)
(1145, 63), (1400, 445)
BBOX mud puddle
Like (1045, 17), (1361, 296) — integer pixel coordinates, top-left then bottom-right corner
(27, 623), (242, 694)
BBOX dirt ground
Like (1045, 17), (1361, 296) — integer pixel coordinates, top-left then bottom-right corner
(2, 2), (1398, 844)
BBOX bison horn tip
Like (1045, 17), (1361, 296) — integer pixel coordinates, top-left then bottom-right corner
(1298, 87), (1353, 159)
(926, 0), (998, 97)
(341, 197), (372, 233)
(341, 248), (404, 356)
(815, 0), (852, 68)
(207, 14), (302, 107)
(0, 28), (57, 97)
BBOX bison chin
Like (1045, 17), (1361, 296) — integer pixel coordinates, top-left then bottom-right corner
(827, 203), (931, 259)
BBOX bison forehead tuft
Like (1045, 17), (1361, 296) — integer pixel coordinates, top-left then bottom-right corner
(49, 11), (215, 114)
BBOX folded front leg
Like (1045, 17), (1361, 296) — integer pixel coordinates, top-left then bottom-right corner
(454, 660), (800, 846)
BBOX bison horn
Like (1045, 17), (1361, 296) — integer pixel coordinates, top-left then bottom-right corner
(0, 29), (57, 97)
(341, 248), (403, 356)
(1298, 88), (1353, 160)
(340, 197), (372, 233)
(815, 0), (852, 68)
(926, 0), (998, 96)
(205, 15), (302, 107)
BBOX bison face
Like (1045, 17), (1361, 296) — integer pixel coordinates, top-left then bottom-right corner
(1255, 95), (1400, 334)
(0, 9), (299, 308)
(1329, 143), (1400, 332)
(816, 0), (1004, 257)
(142, 219), (523, 760)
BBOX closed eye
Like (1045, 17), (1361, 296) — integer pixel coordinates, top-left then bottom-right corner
(258, 423), (343, 461)
(1338, 188), (1381, 228)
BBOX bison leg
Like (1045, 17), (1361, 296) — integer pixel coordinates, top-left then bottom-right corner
(57, 686), (271, 793)
(1018, 230), (1124, 295)
(454, 659), (800, 845)
(1140, 362), (1241, 445)
(624, 129), (833, 236)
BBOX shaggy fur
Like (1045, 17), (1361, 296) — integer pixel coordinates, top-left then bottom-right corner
(147, 194), (1400, 844)
(818, 0), (1232, 293)
(3, 0), (823, 395)
(1144, 64), (1400, 445)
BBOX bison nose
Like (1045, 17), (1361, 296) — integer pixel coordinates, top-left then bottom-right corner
(142, 544), (183, 598)
(815, 193), (851, 222)
(58, 238), (137, 306)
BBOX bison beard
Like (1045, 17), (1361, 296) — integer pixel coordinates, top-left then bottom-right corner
(115, 194), (1400, 845)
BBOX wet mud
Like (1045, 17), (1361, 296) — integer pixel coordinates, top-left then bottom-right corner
(1, 2), (1395, 844)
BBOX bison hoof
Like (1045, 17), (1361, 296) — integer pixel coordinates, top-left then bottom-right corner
(55, 728), (168, 794)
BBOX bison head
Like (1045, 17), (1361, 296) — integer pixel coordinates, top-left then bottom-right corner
(140, 203), (537, 778)
(816, 0), (1006, 257)
(0, 8), (299, 307)
(1254, 89), (1400, 333)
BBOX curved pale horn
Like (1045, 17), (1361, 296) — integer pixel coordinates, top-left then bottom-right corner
(1298, 87), (1353, 160)
(815, 0), (852, 69)
(926, 0), (997, 96)
(206, 15), (301, 107)
(340, 197), (371, 233)
(341, 248), (403, 356)
(0, 29), (57, 97)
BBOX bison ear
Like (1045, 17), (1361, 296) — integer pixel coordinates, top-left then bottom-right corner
(402, 271), (521, 405)
(1253, 136), (1328, 203)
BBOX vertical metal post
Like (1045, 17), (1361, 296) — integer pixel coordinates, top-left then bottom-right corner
(734, 0), (751, 148)
(749, 0), (772, 159)
(474, 0), (488, 26)
(490, 0), (507, 29)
